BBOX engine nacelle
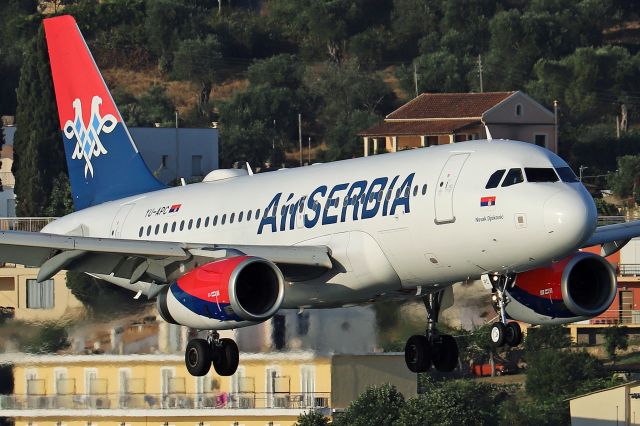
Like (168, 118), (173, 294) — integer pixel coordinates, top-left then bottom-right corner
(504, 251), (617, 325)
(157, 256), (285, 329)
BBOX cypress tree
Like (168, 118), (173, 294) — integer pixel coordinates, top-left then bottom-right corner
(0, 118), (4, 192)
(13, 23), (67, 217)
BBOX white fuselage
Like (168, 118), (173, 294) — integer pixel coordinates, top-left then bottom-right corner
(43, 140), (596, 308)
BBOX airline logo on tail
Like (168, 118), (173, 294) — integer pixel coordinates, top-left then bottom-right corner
(63, 96), (116, 178)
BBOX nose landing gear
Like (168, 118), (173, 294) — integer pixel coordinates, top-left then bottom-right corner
(488, 274), (523, 348)
(404, 291), (459, 373)
(185, 331), (240, 377)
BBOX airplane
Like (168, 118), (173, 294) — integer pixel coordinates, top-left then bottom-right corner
(0, 14), (636, 377)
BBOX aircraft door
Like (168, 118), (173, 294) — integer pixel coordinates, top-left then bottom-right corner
(434, 153), (470, 224)
(110, 204), (135, 238)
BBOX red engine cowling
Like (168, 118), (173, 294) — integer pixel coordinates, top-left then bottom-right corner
(504, 251), (617, 325)
(157, 256), (285, 329)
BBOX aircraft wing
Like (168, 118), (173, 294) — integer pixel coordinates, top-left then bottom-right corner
(0, 231), (332, 284)
(582, 221), (640, 256)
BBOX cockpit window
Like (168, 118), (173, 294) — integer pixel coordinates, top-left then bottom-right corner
(555, 167), (579, 183)
(501, 168), (524, 187)
(524, 168), (559, 183)
(485, 169), (506, 189)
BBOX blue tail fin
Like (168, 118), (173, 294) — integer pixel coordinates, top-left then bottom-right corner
(44, 15), (166, 210)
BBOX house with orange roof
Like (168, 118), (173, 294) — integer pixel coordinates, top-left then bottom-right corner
(359, 91), (557, 155)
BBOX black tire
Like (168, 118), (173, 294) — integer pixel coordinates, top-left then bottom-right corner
(490, 322), (506, 347)
(432, 334), (459, 372)
(405, 335), (430, 373)
(213, 338), (240, 376)
(185, 338), (212, 376)
(505, 322), (523, 347)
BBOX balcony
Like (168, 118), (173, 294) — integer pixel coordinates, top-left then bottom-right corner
(0, 392), (330, 411)
(0, 217), (56, 233)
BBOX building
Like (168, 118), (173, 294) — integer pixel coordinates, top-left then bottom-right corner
(569, 381), (640, 425)
(0, 351), (416, 426)
(359, 91), (557, 156)
(1, 126), (219, 186)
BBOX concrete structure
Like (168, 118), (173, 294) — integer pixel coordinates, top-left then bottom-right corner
(569, 381), (640, 425)
(359, 91), (557, 156)
(2, 126), (219, 186)
(0, 351), (416, 425)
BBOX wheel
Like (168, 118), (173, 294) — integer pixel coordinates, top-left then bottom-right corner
(404, 335), (431, 373)
(490, 322), (506, 347)
(432, 334), (459, 372)
(185, 338), (212, 376)
(213, 338), (239, 376)
(505, 322), (523, 347)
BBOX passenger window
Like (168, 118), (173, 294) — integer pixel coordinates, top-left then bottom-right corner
(146, 226), (151, 236)
(139, 227), (143, 238)
(204, 217), (209, 227)
(485, 169), (506, 189)
(555, 167), (579, 183)
(213, 215), (218, 226)
(501, 168), (524, 187)
(256, 209), (261, 218)
(180, 221), (185, 231)
(248, 210), (253, 220)
(525, 168), (559, 183)
(230, 213), (235, 223)
(422, 184), (427, 195)
(154, 224), (159, 235)
(413, 186), (418, 197)
(188, 219), (193, 230)
(171, 222), (176, 232)
(239, 211), (244, 222)
(163, 223), (168, 234)
(222, 214), (227, 225)
(196, 218), (201, 228)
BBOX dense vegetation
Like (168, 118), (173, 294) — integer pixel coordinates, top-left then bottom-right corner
(1, 0), (640, 171)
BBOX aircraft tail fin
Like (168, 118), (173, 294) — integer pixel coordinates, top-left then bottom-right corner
(43, 15), (165, 210)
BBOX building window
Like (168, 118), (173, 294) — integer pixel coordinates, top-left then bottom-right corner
(515, 104), (523, 116)
(26, 279), (54, 309)
(534, 134), (547, 148)
(192, 155), (203, 176)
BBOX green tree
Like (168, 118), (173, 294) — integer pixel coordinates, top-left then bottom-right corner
(525, 349), (604, 401)
(0, 120), (4, 191)
(13, 24), (66, 217)
(43, 172), (73, 217)
(113, 85), (176, 128)
(66, 272), (145, 317)
(23, 322), (70, 354)
(607, 155), (640, 204)
(603, 325), (629, 362)
(335, 383), (404, 426)
(294, 410), (329, 426)
(523, 324), (572, 354)
(173, 35), (222, 116)
(397, 380), (505, 426)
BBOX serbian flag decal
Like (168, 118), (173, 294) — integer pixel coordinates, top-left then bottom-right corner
(480, 196), (496, 207)
(169, 204), (182, 213)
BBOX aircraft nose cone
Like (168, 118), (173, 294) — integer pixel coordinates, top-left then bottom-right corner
(543, 189), (597, 247)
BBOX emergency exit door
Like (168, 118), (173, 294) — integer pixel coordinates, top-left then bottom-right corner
(434, 153), (470, 224)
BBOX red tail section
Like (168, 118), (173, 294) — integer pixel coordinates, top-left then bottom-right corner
(44, 15), (121, 130)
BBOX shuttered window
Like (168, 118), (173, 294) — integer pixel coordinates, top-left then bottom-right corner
(26, 279), (54, 309)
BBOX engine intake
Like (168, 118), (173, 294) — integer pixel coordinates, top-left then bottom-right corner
(505, 251), (617, 325)
(157, 256), (285, 329)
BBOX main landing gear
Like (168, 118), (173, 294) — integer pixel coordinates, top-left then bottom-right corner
(185, 331), (239, 377)
(404, 291), (459, 373)
(489, 274), (523, 348)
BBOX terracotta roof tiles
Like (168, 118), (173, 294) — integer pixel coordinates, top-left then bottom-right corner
(386, 92), (515, 120)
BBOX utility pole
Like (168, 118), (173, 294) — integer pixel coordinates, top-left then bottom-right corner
(308, 136), (311, 165)
(553, 100), (558, 153)
(478, 55), (483, 93)
(298, 113), (302, 167)
(175, 110), (180, 182)
(413, 63), (419, 98)
(579, 165), (588, 182)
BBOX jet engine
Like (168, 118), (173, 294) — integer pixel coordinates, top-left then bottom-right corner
(157, 256), (285, 329)
(504, 251), (617, 325)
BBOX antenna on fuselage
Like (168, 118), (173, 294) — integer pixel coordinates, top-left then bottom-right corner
(485, 124), (493, 141)
(246, 162), (254, 176)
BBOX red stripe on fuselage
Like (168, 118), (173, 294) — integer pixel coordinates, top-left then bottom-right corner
(43, 15), (121, 129)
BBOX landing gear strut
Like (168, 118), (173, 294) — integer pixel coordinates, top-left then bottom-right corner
(489, 274), (523, 348)
(185, 331), (239, 377)
(404, 291), (459, 373)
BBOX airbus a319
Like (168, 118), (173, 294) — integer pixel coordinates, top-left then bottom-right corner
(1, 15), (635, 377)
